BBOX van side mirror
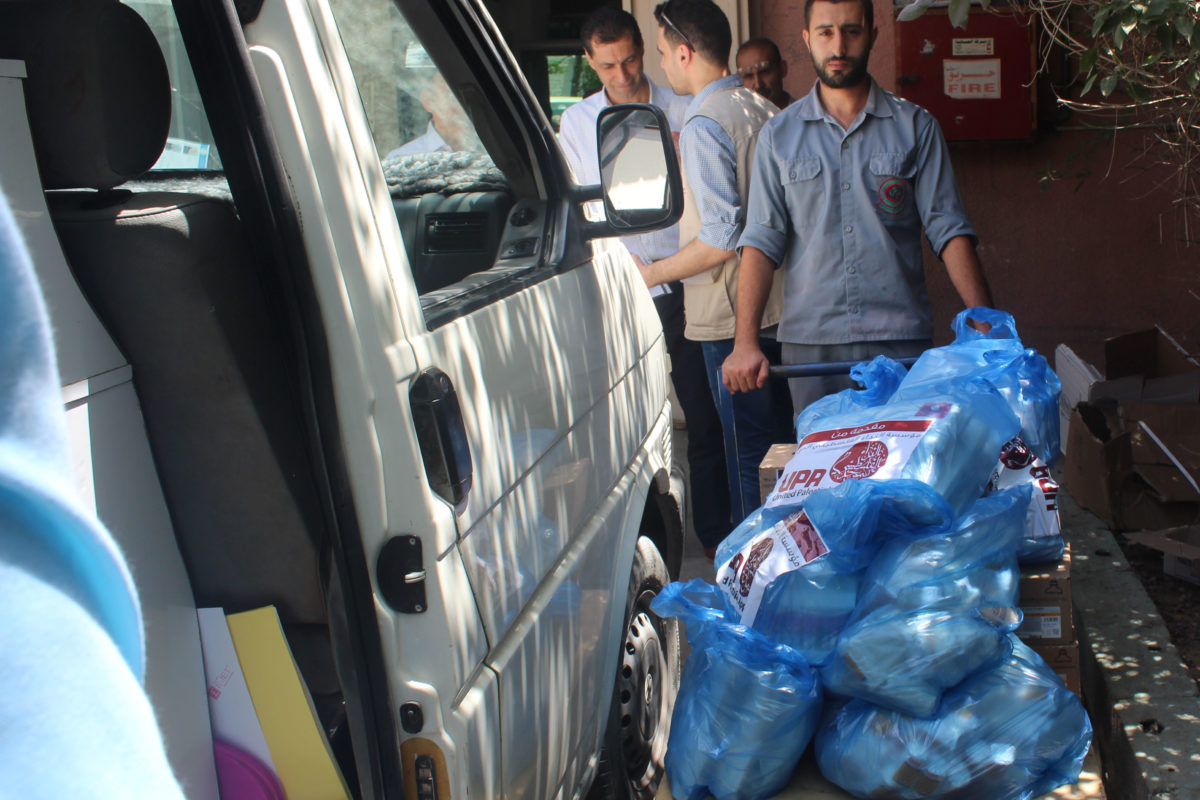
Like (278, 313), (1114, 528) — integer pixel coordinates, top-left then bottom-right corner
(579, 104), (683, 239)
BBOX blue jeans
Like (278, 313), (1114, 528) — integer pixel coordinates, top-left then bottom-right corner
(700, 337), (794, 524)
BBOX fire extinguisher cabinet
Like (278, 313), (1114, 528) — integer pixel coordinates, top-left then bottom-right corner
(895, 7), (1037, 141)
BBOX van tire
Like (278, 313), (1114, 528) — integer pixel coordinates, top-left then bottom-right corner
(589, 536), (681, 800)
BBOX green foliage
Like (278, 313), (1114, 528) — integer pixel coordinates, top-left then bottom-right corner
(1078, 0), (1199, 99)
(896, 0), (1200, 217)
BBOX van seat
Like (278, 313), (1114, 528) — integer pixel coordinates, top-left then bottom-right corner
(2, 0), (330, 628)
(47, 190), (331, 623)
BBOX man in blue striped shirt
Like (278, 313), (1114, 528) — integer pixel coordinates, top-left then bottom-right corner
(640, 0), (792, 524)
(723, 0), (993, 415)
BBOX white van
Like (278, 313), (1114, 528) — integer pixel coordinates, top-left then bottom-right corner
(0, 0), (686, 798)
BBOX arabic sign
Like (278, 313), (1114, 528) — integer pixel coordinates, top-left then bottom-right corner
(943, 58), (1001, 99)
(952, 37), (995, 56)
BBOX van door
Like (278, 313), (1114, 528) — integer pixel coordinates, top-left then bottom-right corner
(211, 0), (678, 797)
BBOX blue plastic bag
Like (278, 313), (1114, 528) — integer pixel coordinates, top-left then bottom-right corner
(793, 356), (908, 441)
(816, 635), (1093, 800)
(785, 376), (1020, 517)
(651, 580), (822, 800)
(822, 489), (1028, 716)
(898, 309), (1062, 464)
(713, 480), (952, 664)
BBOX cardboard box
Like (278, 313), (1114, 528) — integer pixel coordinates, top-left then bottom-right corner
(1093, 327), (1200, 405)
(759, 443), (797, 504)
(1063, 402), (1131, 527)
(1017, 601), (1074, 645)
(1020, 543), (1072, 603)
(1055, 344), (1102, 457)
(1018, 545), (1074, 645)
(1126, 526), (1200, 585)
(1125, 401), (1200, 503)
(1033, 641), (1082, 696)
(1056, 328), (1200, 457)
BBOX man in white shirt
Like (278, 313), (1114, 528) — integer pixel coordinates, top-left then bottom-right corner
(558, 8), (731, 556)
(385, 71), (480, 160)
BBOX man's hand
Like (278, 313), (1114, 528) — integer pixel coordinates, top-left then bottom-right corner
(722, 342), (770, 393)
(636, 257), (656, 287)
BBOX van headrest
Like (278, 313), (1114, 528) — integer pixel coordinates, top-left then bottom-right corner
(0, 0), (171, 190)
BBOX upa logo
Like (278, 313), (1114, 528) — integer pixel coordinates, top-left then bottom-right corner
(829, 440), (889, 482)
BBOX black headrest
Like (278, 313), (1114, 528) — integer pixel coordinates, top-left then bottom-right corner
(0, 0), (172, 190)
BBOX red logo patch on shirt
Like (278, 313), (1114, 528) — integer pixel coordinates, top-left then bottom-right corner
(878, 177), (910, 215)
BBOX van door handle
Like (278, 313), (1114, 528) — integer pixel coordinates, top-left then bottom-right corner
(410, 368), (472, 507)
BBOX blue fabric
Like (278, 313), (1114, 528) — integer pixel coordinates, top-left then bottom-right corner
(791, 376), (1021, 517)
(652, 580), (822, 800)
(899, 308), (1063, 465)
(782, 339), (930, 419)
(738, 79), (977, 346)
(700, 337), (793, 523)
(680, 74), (747, 251)
(713, 479), (953, 665)
(0, 186), (184, 797)
(822, 489), (1028, 717)
(817, 636), (1092, 800)
(792, 355), (909, 436)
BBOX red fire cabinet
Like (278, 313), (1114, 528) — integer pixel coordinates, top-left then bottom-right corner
(895, 8), (1036, 141)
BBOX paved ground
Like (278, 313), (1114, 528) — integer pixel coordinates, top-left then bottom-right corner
(1062, 493), (1200, 800)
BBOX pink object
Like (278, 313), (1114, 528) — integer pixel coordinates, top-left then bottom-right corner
(213, 740), (285, 800)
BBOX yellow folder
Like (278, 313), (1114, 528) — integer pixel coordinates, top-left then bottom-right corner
(226, 606), (352, 800)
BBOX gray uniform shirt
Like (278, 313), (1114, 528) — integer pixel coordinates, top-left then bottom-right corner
(738, 79), (976, 345)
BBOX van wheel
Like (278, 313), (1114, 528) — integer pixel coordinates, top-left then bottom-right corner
(590, 537), (680, 800)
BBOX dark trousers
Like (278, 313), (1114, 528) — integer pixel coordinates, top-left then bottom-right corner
(655, 287), (731, 548)
(699, 336), (794, 523)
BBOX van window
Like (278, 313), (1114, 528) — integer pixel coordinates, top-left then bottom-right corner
(328, 2), (504, 178)
(328, 0), (522, 301)
(125, 0), (222, 171)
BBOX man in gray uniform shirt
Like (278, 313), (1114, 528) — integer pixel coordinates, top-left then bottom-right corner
(722, 0), (993, 415)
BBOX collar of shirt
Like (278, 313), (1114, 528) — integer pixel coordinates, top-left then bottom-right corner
(386, 121), (450, 159)
(684, 73), (744, 124)
(794, 77), (893, 136)
(587, 77), (683, 110)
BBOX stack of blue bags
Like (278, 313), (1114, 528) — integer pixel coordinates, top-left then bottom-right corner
(652, 309), (1091, 800)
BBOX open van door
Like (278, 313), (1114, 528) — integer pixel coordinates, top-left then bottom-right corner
(0, 0), (684, 797)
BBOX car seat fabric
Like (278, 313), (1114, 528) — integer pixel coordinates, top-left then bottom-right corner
(5, 0), (329, 625)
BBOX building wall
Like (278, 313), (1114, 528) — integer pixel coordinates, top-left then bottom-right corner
(755, 0), (1200, 363)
